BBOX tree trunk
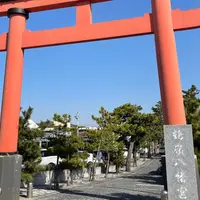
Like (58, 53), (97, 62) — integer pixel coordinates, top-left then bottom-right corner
(54, 155), (59, 189)
(88, 165), (92, 181)
(116, 164), (120, 174)
(148, 143), (151, 158)
(115, 151), (120, 174)
(105, 152), (110, 178)
(155, 140), (159, 155)
(92, 136), (102, 181)
(126, 136), (135, 172)
(80, 168), (83, 180)
(152, 141), (155, 155)
(70, 169), (73, 184)
(132, 146), (137, 167)
(66, 170), (70, 186)
(92, 158), (97, 181)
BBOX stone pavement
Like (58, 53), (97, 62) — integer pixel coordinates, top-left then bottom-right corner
(20, 158), (150, 199)
(34, 158), (163, 200)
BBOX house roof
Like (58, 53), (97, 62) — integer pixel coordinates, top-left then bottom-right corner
(28, 119), (39, 129)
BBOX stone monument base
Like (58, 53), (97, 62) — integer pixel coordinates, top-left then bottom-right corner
(0, 154), (22, 200)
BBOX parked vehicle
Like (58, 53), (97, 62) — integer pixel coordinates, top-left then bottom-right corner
(40, 149), (99, 168)
(40, 149), (61, 168)
(78, 151), (103, 163)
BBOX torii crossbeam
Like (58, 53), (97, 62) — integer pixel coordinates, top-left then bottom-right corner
(0, 4), (200, 50)
(0, 0), (199, 199)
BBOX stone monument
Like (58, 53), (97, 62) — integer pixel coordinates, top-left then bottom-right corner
(164, 125), (199, 200)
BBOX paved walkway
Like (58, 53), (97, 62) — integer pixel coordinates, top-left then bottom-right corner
(20, 158), (150, 199)
(37, 158), (163, 200)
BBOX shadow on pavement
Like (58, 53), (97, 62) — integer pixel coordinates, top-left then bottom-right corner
(120, 168), (164, 186)
(57, 189), (160, 200)
(98, 186), (161, 196)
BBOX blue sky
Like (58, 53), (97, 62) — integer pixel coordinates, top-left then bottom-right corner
(0, 0), (199, 126)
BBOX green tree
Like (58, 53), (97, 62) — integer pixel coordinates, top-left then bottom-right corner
(47, 113), (88, 186)
(111, 103), (147, 171)
(110, 141), (126, 173)
(183, 85), (200, 166)
(90, 107), (113, 179)
(183, 85), (200, 135)
(53, 113), (71, 129)
(151, 101), (164, 143)
(92, 107), (112, 129)
(18, 107), (43, 183)
(88, 106), (126, 178)
(38, 120), (53, 130)
(129, 113), (157, 161)
(141, 101), (164, 157)
(48, 112), (72, 168)
(139, 113), (162, 158)
(152, 101), (163, 122)
(86, 127), (123, 177)
(51, 132), (88, 184)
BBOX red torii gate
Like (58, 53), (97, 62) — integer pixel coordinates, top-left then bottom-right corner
(0, 0), (199, 154)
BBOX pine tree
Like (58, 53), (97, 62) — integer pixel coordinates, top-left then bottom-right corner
(183, 85), (200, 166)
(47, 113), (88, 186)
(18, 107), (43, 183)
(111, 103), (146, 171)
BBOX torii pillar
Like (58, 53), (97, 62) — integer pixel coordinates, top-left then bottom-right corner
(152, 0), (186, 125)
(0, 8), (29, 200)
(152, 1), (198, 199)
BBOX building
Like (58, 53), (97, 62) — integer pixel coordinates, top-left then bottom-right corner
(27, 119), (39, 129)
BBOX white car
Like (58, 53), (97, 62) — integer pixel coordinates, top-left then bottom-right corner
(40, 149), (97, 168)
(40, 149), (61, 168)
